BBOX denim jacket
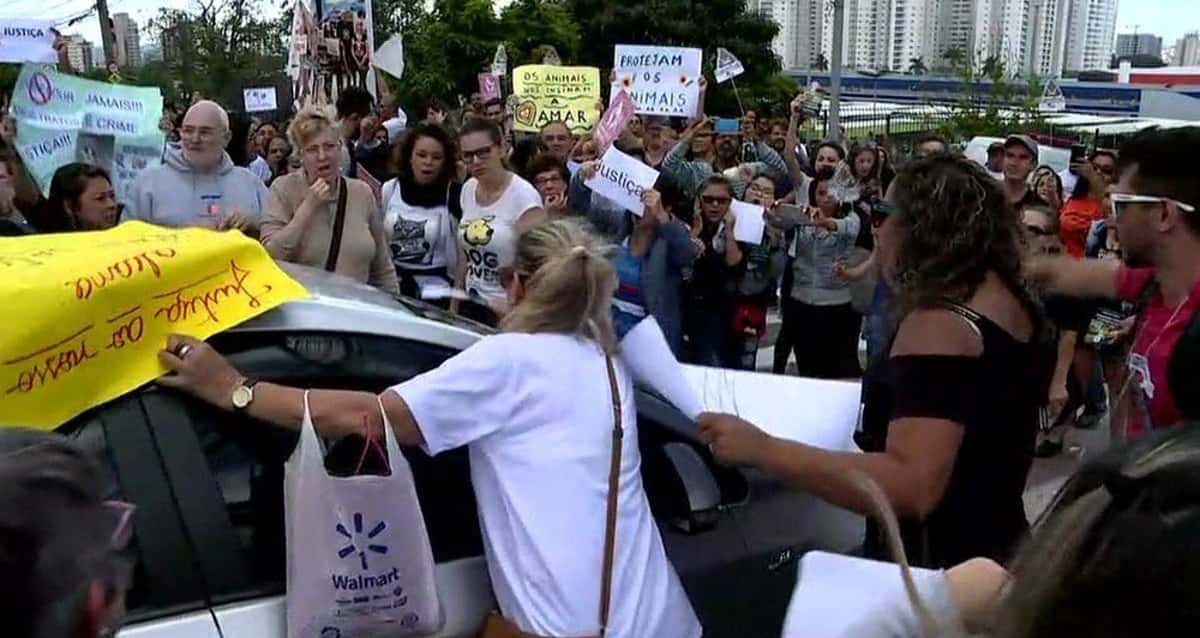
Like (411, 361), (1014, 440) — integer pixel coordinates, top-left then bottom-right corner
(788, 214), (861, 306)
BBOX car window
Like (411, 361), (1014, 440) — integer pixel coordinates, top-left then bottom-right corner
(186, 331), (485, 602)
(59, 403), (205, 623)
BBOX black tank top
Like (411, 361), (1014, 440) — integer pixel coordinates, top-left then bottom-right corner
(860, 301), (1051, 568)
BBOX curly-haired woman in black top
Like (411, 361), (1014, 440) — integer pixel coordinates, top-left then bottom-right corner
(698, 155), (1054, 568)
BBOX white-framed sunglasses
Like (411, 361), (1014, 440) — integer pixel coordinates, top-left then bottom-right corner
(1110, 192), (1197, 218)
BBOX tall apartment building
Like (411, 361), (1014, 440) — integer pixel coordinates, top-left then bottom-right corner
(112, 12), (143, 69)
(890, 0), (941, 71)
(847, 0), (893, 69)
(1116, 33), (1163, 58)
(1174, 32), (1200, 67)
(751, 0), (829, 69)
(1025, 0), (1071, 77)
(1062, 0), (1117, 71)
(63, 34), (94, 74)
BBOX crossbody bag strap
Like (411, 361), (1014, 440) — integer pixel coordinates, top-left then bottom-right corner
(597, 354), (623, 637)
(325, 177), (349, 272)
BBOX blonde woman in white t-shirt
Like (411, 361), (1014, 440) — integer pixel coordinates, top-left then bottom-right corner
(453, 118), (545, 326)
(156, 218), (701, 638)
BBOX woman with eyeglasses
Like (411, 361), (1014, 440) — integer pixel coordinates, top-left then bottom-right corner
(728, 172), (788, 370)
(261, 106), (399, 295)
(773, 167), (863, 379)
(684, 175), (744, 366)
(1060, 151), (1118, 258)
(380, 122), (462, 303)
(451, 118), (545, 326)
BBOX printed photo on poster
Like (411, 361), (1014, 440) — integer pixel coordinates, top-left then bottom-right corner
(316, 0), (376, 100)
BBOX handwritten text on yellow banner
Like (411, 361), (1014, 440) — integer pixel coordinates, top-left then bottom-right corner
(0, 222), (307, 429)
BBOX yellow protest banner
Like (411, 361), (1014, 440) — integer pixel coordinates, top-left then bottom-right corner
(0, 222), (308, 429)
(512, 64), (602, 134)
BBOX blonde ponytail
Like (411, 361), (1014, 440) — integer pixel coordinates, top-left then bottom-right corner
(500, 219), (617, 353)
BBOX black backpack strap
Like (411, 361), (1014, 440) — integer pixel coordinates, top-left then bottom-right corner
(324, 177), (349, 272)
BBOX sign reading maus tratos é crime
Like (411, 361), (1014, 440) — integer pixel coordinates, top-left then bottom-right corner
(10, 64), (165, 204)
(512, 64), (601, 134)
(0, 222), (307, 430)
(612, 45), (702, 118)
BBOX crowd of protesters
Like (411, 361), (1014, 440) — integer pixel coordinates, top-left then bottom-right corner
(4, 53), (1200, 637)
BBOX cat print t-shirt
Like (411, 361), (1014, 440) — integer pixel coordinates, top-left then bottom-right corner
(458, 176), (542, 309)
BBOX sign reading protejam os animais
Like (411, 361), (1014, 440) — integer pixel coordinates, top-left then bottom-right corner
(0, 222), (307, 429)
(612, 45), (702, 118)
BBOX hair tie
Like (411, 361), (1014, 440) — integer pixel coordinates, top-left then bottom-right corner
(571, 245), (588, 257)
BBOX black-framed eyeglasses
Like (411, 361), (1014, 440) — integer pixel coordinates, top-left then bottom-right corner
(1023, 224), (1055, 237)
(461, 146), (494, 163)
(701, 195), (731, 206)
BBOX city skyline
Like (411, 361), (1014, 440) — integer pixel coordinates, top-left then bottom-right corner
(0, 0), (1197, 66)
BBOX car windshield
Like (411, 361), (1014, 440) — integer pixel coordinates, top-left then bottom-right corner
(393, 295), (496, 335)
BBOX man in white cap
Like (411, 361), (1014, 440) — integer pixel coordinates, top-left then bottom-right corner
(126, 100), (268, 234)
(1001, 134), (1045, 209)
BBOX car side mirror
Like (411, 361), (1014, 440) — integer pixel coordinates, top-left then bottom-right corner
(647, 442), (723, 535)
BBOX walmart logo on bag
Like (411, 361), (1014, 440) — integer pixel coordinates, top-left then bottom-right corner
(336, 512), (389, 570)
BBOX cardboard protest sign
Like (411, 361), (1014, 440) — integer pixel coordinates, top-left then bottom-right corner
(593, 89), (636, 153)
(478, 73), (501, 102)
(243, 86), (278, 112)
(714, 47), (745, 84)
(612, 45), (702, 118)
(11, 65), (165, 203)
(0, 20), (58, 64)
(512, 64), (601, 134)
(730, 200), (766, 244)
(584, 146), (659, 216)
(0, 222), (308, 429)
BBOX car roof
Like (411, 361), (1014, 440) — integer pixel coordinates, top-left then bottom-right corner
(231, 263), (488, 351)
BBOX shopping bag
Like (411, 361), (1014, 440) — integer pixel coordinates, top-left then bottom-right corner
(284, 392), (443, 637)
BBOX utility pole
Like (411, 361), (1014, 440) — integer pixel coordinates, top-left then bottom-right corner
(96, 0), (117, 68)
(829, 0), (845, 143)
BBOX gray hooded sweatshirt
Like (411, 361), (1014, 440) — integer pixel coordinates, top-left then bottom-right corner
(125, 144), (270, 228)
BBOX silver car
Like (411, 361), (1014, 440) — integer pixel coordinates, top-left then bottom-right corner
(53, 266), (862, 638)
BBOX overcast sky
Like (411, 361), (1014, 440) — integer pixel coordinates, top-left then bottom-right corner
(3, 0), (1198, 55)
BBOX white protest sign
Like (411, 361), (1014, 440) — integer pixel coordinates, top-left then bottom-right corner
(612, 45), (702, 118)
(492, 44), (507, 77)
(584, 146), (659, 216)
(242, 87), (278, 113)
(374, 34), (404, 80)
(714, 47), (745, 84)
(730, 199), (766, 244)
(593, 88), (636, 153)
(0, 20), (58, 64)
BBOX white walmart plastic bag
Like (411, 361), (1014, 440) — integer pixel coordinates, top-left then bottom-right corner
(284, 392), (443, 637)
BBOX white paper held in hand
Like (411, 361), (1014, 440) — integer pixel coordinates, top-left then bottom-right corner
(621, 318), (704, 420)
(584, 146), (660, 217)
(730, 200), (766, 244)
(373, 34), (405, 80)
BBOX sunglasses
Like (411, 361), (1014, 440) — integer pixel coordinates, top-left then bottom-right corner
(701, 195), (731, 206)
(1110, 193), (1197, 219)
(1023, 224), (1055, 237)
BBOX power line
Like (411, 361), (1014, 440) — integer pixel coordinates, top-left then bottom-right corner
(34, 0), (94, 20)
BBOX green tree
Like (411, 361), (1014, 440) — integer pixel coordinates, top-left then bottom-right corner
(390, 0), (502, 109)
(147, 0), (287, 109)
(498, 0), (582, 69)
(934, 49), (1044, 141)
(907, 57), (927, 75)
(815, 53), (829, 71)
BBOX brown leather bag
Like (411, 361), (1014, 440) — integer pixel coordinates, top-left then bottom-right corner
(479, 355), (624, 638)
